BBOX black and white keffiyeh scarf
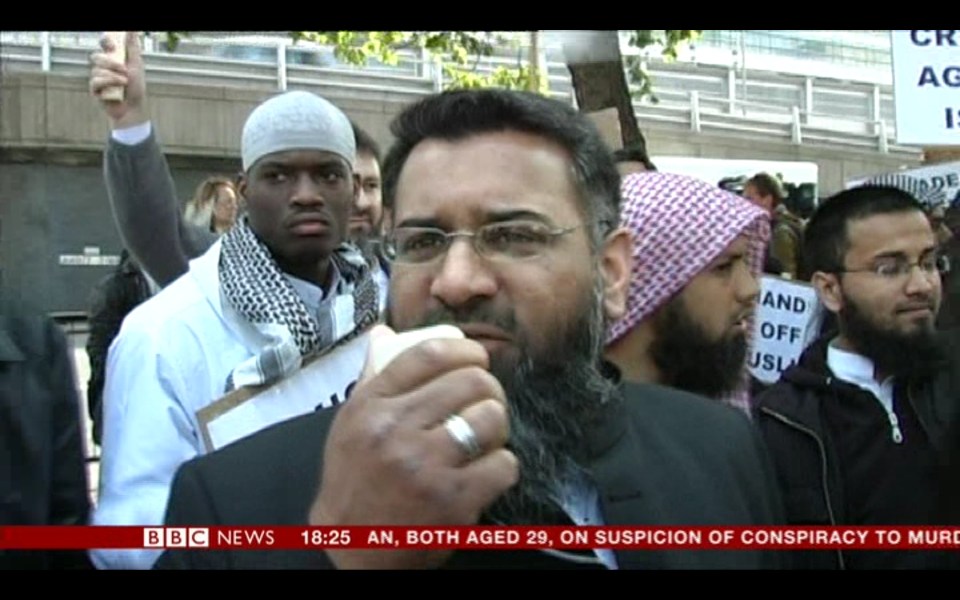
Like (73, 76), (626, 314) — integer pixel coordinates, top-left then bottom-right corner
(218, 218), (380, 391)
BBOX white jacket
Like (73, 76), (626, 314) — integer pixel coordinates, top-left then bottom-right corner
(90, 242), (386, 569)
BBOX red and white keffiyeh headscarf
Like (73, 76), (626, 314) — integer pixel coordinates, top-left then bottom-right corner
(607, 172), (771, 411)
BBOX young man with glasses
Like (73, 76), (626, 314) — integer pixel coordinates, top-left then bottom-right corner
(755, 185), (960, 570)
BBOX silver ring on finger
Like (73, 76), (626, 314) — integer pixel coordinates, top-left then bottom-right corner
(443, 414), (482, 461)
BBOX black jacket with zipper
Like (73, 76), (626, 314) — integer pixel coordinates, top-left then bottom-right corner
(0, 310), (93, 569)
(754, 329), (960, 569)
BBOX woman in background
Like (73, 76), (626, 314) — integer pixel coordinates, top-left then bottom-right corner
(183, 176), (239, 235)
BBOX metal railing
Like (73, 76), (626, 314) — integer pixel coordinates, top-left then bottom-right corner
(0, 32), (919, 156)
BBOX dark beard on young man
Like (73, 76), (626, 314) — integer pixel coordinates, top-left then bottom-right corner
(648, 297), (748, 399)
(840, 293), (946, 379)
(402, 275), (619, 525)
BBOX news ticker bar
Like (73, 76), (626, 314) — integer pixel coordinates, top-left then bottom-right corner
(2, 526), (960, 550)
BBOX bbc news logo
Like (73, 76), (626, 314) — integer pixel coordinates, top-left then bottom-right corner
(143, 527), (210, 548)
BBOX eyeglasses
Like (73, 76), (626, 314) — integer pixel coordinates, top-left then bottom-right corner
(384, 222), (581, 265)
(837, 253), (951, 279)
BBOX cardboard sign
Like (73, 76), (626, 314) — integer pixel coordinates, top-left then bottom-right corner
(197, 330), (370, 452)
(748, 276), (823, 384)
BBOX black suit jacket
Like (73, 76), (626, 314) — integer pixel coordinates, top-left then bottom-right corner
(157, 381), (785, 569)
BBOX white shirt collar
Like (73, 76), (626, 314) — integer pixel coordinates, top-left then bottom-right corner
(826, 340), (896, 413)
(555, 472), (618, 569)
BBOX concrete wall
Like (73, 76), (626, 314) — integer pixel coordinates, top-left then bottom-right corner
(0, 72), (409, 157)
(2, 70), (921, 192)
(0, 71), (926, 312)
(0, 156), (239, 314)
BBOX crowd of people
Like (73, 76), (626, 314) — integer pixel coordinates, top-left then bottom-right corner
(2, 31), (959, 570)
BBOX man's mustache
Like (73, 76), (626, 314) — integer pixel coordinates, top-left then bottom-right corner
(896, 300), (937, 313)
(417, 305), (518, 334)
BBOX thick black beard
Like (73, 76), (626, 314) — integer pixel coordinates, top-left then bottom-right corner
(397, 275), (618, 525)
(486, 339), (617, 525)
(840, 293), (946, 379)
(648, 297), (748, 399)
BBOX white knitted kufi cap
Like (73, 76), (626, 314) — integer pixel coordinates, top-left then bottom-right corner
(241, 90), (356, 172)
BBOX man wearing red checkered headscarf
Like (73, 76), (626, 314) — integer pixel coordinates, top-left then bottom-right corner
(606, 172), (770, 413)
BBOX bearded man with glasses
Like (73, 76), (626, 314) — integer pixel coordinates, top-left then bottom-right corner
(756, 185), (960, 570)
(154, 88), (785, 570)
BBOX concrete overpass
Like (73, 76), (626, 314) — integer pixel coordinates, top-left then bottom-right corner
(0, 34), (926, 313)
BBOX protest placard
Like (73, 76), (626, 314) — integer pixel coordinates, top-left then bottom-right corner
(197, 330), (369, 452)
(748, 276), (823, 384)
(891, 30), (960, 145)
